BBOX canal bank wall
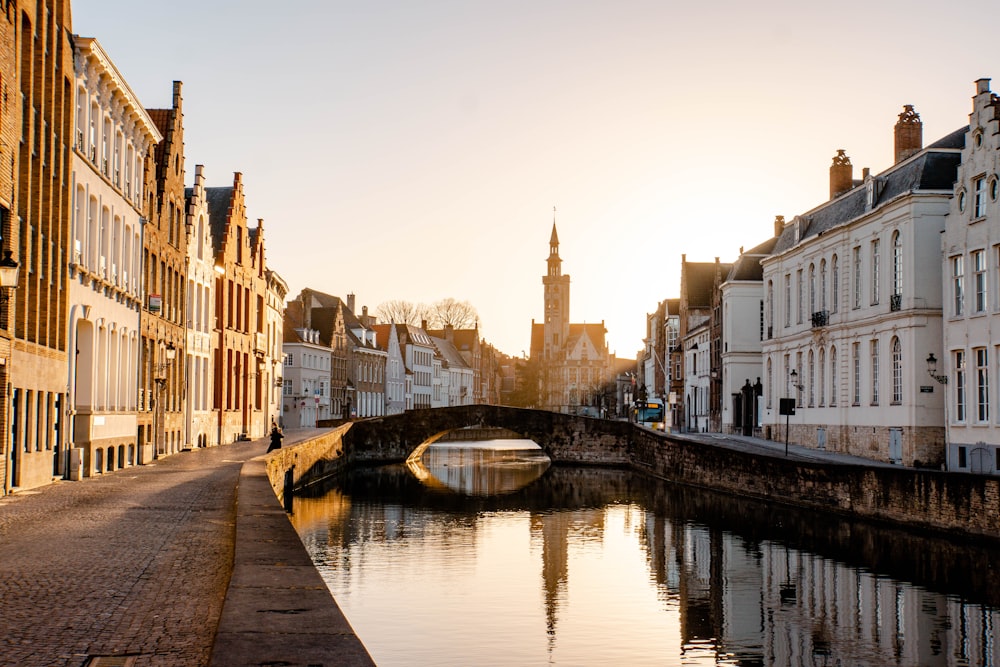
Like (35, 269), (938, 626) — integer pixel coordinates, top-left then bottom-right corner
(631, 429), (1000, 541)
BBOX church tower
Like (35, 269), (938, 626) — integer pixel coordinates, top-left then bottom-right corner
(542, 216), (570, 360)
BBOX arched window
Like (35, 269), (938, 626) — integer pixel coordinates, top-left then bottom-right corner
(808, 349), (815, 406)
(820, 259), (827, 311)
(892, 337), (902, 404)
(829, 346), (838, 407)
(809, 263), (816, 315)
(892, 231), (903, 297)
(831, 254), (839, 313)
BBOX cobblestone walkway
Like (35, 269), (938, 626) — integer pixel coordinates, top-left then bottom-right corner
(0, 437), (274, 667)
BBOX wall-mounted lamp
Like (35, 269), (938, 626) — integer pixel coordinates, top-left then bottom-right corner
(0, 250), (21, 289)
(926, 353), (948, 385)
(789, 368), (804, 391)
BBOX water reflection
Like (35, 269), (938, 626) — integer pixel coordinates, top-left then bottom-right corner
(291, 457), (1000, 667)
(406, 439), (551, 496)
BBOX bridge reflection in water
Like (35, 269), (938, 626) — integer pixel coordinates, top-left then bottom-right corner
(406, 438), (551, 496)
(291, 451), (1000, 667)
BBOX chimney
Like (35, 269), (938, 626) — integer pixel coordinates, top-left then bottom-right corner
(829, 150), (853, 200)
(774, 215), (785, 237)
(346, 293), (355, 314)
(977, 78), (992, 95)
(894, 105), (922, 163)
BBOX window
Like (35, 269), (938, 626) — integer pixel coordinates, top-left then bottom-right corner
(853, 246), (862, 309)
(767, 280), (774, 334)
(973, 250), (987, 313)
(829, 346), (837, 407)
(809, 264), (816, 315)
(871, 238), (880, 305)
(819, 348), (826, 407)
(952, 256), (965, 316)
(283, 379), (292, 397)
(820, 259), (827, 311)
(891, 231), (902, 297)
(808, 350), (815, 407)
(831, 254), (839, 313)
(955, 350), (966, 423)
(784, 274), (791, 327)
(852, 342), (861, 405)
(284, 353), (293, 366)
(976, 347), (989, 422)
(871, 339), (879, 405)
(891, 337), (902, 404)
(974, 176), (987, 218)
(796, 269), (803, 324)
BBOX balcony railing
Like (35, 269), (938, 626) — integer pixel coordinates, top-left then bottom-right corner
(811, 310), (829, 328)
(890, 293), (902, 311)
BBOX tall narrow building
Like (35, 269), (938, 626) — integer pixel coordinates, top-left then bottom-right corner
(7, 0), (75, 491)
(530, 216), (615, 414)
(141, 81), (187, 459)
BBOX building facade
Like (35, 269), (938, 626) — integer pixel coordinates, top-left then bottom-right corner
(8, 0), (75, 491)
(941, 79), (1000, 473)
(530, 222), (614, 414)
(183, 164), (217, 448)
(69, 37), (159, 476)
(761, 109), (961, 466)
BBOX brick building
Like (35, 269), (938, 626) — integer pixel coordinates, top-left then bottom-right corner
(141, 82), (187, 459)
(208, 173), (269, 443)
(7, 0), (75, 491)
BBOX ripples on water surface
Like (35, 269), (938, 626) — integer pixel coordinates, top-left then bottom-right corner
(290, 440), (1000, 666)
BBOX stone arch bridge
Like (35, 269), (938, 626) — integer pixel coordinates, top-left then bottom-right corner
(342, 404), (632, 465)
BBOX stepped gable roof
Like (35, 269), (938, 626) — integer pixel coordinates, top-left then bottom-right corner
(772, 131), (965, 256)
(205, 186), (234, 256)
(431, 336), (470, 369)
(683, 261), (725, 308)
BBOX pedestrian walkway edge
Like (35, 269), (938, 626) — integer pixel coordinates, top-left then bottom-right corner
(210, 456), (376, 667)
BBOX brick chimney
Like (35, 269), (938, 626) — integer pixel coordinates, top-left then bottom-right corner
(774, 215), (785, 237)
(829, 150), (853, 200)
(346, 293), (355, 314)
(894, 105), (922, 163)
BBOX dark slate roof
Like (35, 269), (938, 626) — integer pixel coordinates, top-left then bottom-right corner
(772, 135), (965, 256)
(205, 187), (233, 256)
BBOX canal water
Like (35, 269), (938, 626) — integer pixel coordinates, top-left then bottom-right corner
(289, 440), (1000, 666)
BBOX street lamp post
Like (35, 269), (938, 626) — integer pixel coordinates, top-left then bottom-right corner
(786, 369), (804, 456)
(927, 353), (949, 467)
(153, 342), (176, 459)
(0, 251), (20, 495)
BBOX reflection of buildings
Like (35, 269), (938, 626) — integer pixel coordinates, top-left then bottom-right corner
(641, 517), (1000, 666)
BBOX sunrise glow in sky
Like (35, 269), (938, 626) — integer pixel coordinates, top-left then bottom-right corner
(71, 0), (997, 357)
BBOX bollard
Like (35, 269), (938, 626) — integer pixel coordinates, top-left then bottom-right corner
(283, 465), (294, 513)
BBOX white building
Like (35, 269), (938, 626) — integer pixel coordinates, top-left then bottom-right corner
(432, 335), (475, 406)
(761, 106), (962, 466)
(282, 300), (331, 427)
(375, 323), (406, 415)
(264, 269), (288, 428)
(719, 239), (775, 435)
(69, 37), (160, 476)
(183, 165), (217, 448)
(941, 79), (1000, 473)
(683, 321), (710, 433)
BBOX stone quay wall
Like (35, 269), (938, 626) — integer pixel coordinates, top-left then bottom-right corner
(631, 428), (1000, 541)
(264, 423), (352, 501)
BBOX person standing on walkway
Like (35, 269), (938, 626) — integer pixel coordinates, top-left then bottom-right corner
(267, 423), (283, 452)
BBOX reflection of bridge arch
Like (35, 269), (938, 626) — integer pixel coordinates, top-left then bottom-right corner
(344, 405), (632, 465)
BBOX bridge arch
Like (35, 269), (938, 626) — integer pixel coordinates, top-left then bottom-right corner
(343, 405), (632, 466)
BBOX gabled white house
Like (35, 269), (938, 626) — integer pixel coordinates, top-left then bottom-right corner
(941, 79), (1000, 473)
(374, 323), (406, 415)
(183, 165), (217, 448)
(761, 106), (962, 466)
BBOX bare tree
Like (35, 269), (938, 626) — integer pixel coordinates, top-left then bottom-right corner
(428, 298), (479, 329)
(375, 300), (427, 326)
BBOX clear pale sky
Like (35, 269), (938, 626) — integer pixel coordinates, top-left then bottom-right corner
(71, 0), (996, 358)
